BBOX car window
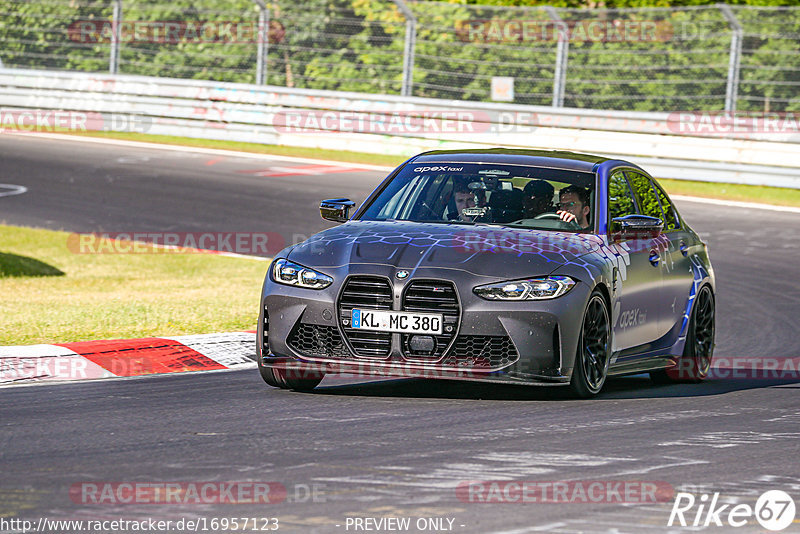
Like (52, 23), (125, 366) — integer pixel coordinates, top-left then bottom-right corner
(360, 163), (595, 232)
(375, 174), (425, 220)
(652, 182), (680, 231)
(608, 171), (637, 232)
(626, 171), (664, 221)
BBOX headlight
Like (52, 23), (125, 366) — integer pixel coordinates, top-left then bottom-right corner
(272, 259), (333, 289)
(473, 276), (576, 301)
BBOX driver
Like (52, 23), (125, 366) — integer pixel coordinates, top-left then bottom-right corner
(452, 180), (477, 221)
(522, 179), (555, 218)
(557, 185), (591, 229)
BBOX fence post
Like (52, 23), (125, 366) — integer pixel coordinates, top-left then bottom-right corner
(109, 0), (122, 74)
(253, 0), (269, 85)
(392, 0), (416, 97)
(545, 6), (568, 108)
(718, 3), (742, 113)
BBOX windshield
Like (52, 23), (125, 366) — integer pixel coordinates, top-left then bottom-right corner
(359, 162), (596, 232)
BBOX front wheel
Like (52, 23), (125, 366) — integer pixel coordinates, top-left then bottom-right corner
(651, 285), (715, 384)
(569, 291), (611, 398)
(258, 359), (324, 391)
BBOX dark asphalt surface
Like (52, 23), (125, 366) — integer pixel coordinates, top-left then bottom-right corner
(1, 135), (799, 533)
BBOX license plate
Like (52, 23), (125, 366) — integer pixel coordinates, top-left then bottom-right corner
(351, 309), (443, 334)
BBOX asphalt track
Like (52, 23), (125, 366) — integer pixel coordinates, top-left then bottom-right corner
(1, 134), (799, 533)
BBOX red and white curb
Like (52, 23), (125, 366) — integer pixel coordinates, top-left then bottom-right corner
(0, 332), (257, 386)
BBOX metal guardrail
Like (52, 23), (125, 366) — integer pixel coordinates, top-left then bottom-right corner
(1, 68), (799, 188)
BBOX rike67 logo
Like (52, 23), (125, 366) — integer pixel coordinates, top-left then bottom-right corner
(668, 490), (796, 531)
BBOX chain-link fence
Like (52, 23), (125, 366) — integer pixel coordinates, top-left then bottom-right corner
(1, 0), (798, 112)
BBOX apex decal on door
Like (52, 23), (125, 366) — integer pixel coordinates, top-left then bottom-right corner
(618, 307), (647, 329)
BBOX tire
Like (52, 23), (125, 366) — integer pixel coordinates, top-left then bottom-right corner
(257, 358), (324, 392)
(651, 285), (715, 384)
(569, 291), (611, 398)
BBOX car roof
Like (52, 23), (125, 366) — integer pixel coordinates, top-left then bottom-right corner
(410, 148), (613, 173)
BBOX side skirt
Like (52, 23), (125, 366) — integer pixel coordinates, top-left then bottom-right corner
(609, 352), (678, 377)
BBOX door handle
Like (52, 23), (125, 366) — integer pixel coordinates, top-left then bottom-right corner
(679, 241), (688, 256)
(649, 250), (660, 266)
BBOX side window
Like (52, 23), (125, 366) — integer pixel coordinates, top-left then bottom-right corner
(608, 171), (637, 232)
(412, 174), (450, 220)
(652, 182), (680, 231)
(626, 171), (664, 221)
(376, 175), (422, 219)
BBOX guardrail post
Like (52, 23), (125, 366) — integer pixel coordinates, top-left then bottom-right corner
(109, 0), (122, 74)
(253, 0), (269, 85)
(392, 0), (416, 97)
(718, 3), (742, 113)
(545, 7), (568, 108)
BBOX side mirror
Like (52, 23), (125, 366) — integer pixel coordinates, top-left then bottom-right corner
(320, 198), (356, 223)
(611, 215), (663, 236)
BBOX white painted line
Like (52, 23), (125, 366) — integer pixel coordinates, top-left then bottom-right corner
(0, 184), (27, 197)
(3, 132), (396, 172)
(672, 194), (800, 214)
(191, 249), (268, 261)
(494, 527), (548, 534)
(527, 523), (568, 532)
(9, 131), (798, 213)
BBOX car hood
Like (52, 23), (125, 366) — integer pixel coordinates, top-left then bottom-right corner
(287, 221), (603, 279)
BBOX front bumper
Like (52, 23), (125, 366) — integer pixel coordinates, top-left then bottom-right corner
(258, 264), (590, 386)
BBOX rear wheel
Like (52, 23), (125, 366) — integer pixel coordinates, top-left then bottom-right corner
(651, 285), (715, 383)
(569, 291), (611, 398)
(257, 358), (324, 391)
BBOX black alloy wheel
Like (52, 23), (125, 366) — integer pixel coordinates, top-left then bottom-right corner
(570, 291), (611, 398)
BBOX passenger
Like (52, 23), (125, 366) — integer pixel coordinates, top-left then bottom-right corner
(488, 188), (524, 223)
(557, 185), (592, 229)
(522, 179), (555, 218)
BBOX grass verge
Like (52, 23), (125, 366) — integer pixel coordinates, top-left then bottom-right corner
(0, 224), (266, 346)
(657, 178), (800, 207)
(69, 131), (800, 208)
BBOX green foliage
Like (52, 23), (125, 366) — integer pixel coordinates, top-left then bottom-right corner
(462, 0), (800, 6)
(608, 171), (636, 222)
(0, 0), (113, 71)
(0, 0), (797, 112)
(627, 171), (664, 219)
